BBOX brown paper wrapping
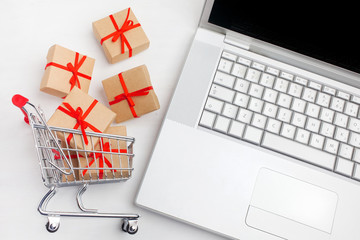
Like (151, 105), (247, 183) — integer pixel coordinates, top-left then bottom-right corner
(40, 44), (95, 98)
(79, 126), (131, 180)
(92, 8), (150, 64)
(102, 65), (160, 123)
(47, 87), (116, 151)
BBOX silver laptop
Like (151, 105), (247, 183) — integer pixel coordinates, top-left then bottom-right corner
(136, 1), (360, 239)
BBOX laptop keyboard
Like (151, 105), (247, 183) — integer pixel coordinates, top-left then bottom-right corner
(199, 50), (360, 181)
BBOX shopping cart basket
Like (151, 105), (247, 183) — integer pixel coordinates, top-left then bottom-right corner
(12, 94), (139, 234)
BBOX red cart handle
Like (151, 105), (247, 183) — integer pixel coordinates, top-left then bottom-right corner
(12, 94), (29, 124)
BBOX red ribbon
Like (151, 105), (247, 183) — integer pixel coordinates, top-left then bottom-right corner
(109, 72), (153, 118)
(57, 100), (101, 146)
(100, 8), (141, 58)
(82, 141), (128, 179)
(45, 52), (92, 91)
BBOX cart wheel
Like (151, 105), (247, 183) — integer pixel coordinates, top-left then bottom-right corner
(45, 216), (60, 233)
(122, 219), (138, 234)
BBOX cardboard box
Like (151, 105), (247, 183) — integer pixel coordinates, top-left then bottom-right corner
(47, 87), (116, 151)
(58, 151), (82, 183)
(40, 44), (95, 98)
(79, 126), (131, 180)
(93, 8), (150, 64)
(102, 65), (160, 123)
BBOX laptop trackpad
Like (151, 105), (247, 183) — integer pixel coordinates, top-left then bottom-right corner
(246, 168), (338, 240)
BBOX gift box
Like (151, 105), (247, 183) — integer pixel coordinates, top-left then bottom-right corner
(79, 126), (131, 180)
(40, 44), (95, 98)
(47, 87), (116, 151)
(93, 8), (150, 64)
(57, 151), (82, 183)
(102, 65), (160, 122)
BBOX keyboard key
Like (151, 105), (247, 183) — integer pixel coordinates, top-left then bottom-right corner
(243, 125), (263, 144)
(294, 76), (308, 86)
(339, 143), (354, 159)
(320, 108), (334, 123)
(222, 103), (238, 119)
(263, 103), (278, 118)
(280, 123), (296, 139)
(231, 63), (247, 78)
(266, 118), (282, 134)
(204, 97), (224, 114)
(291, 98), (307, 113)
(199, 111), (216, 128)
(228, 120), (245, 138)
(310, 133), (325, 149)
(277, 93), (292, 108)
(295, 128), (311, 144)
(222, 51), (237, 61)
(330, 97), (345, 112)
(274, 78), (289, 93)
(308, 81), (322, 91)
(306, 117), (321, 133)
(302, 87), (317, 103)
(262, 88), (278, 103)
(265, 66), (280, 76)
(351, 95), (360, 104)
(353, 148), (360, 163)
(337, 91), (350, 100)
(245, 68), (261, 83)
(334, 127), (349, 143)
(353, 164), (360, 180)
(259, 73), (275, 88)
(316, 92), (331, 107)
(248, 83), (264, 98)
(237, 108), (253, 124)
(334, 112), (348, 128)
(233, 92), (250, 108)
(251, 114), (267, 129)
(305, 103), (320, 118)
(323, 86), (336, 96)
(335, 157), (354, 177)
(349, 132), (360, 148)
(277, 107), (292, 123)
(348, 118), (360, 133)
(344, 102), (359, 117)
(288, 82), (303, 98)
(213, 115), (231, 133)
(320, 122), (335, 138)
(280, 71), (293, 81)
(218, 58), (233, 73)
(237, 56), (251, 66)
(292, 112), (306, 128)
(233, 78), (250, 93)
(252, 62), (266, 71)
(213, 71), (235, 88)
(248, 98), (264, 113)
(324, 138), (339, 154)
(209, 84), (235, 102)
(262, 132), (336, 170)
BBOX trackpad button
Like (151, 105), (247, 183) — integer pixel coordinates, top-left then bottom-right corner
(246, 168), (338, 240)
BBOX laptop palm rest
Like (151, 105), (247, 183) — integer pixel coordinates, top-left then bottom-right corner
(246, 168), (338, 240)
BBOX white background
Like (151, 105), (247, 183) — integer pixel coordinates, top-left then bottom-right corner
(0, 0), (227, 239)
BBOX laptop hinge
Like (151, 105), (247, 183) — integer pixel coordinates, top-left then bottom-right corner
(224, 34), (250, 50)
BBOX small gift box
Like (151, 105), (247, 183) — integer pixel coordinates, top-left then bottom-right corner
(40, 44), (95, 98)
(57, 151), (82, 183)
(102, 65), (160, 123)
(93, 8), (150, 64)
(79, 126), (131, 180)
(47, 87), (116, 151)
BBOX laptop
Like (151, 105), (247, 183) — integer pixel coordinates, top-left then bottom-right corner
(136, 1), (360, 239)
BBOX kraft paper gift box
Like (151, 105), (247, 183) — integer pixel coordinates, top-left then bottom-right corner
(102, 65), (160, 123)
(93, 7), (150, 64)
(40, 44), (95, 98)
(58, 151), (82, 183)
(47, 87), (116, 151)
(79, 126), (131, 180)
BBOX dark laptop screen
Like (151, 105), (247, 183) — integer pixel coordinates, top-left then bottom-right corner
(209, 0), (360, 74)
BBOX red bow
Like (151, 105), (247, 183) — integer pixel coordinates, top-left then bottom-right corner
(45, 52), (91, 91)
(109, 72), (153, 117)
(57, 101), (101, 146)
(100, 8), (141, 58)
(82, 141), (128, 179)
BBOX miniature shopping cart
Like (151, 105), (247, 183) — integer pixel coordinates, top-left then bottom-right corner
(12, 94), (139, 234)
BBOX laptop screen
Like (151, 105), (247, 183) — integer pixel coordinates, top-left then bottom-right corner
(209, 0), (360, 74)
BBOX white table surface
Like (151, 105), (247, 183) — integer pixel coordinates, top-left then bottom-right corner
(0, 0), (228, 239)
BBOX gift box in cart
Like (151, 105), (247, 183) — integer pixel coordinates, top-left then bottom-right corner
(12, 94), (139, 234)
